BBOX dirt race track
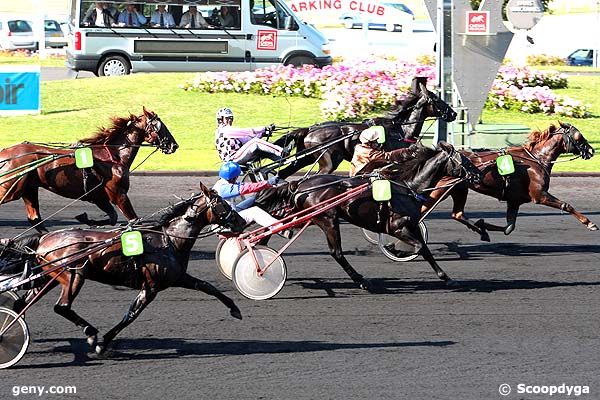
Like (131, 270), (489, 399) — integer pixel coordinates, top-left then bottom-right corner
(1, 176), (599, 399)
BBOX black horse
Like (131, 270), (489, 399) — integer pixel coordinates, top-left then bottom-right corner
(255, 143), (482, 290)
(272, 80), (458, 179)
(2, 183), (247, 355)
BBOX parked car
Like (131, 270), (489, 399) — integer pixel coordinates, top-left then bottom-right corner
(339, 1), (414, 32)
(567, 49), (594, 66)
(43, 19), (67, 48)
(0, 16), (36, 51)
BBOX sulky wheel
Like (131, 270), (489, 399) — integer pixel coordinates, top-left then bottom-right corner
(378, 221), (429, 262)
(360, 228), (380, 245)
(232, 246), (287, 300)
(0, 291), (19, 311)
(0, 306), (30, 369)
(215, 238), (243, 280)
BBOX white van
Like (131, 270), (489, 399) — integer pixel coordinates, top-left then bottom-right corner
(66, 0), (332, 76)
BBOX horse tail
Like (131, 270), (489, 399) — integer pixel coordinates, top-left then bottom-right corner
(273, 127), (310, 152)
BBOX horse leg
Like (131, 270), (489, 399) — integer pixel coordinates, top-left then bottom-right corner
(111, 193), (139, 221)
(75, 197), (118, 226)
(53, 271), (100, 349)
(96, 286), (157, 355)
(312, 215), (372, 291)
(387, 214), (454, 284)
(317, 151), (344, 174)
(503, 202), (520, 235)
(446, 187), (491, 242)
(534, 191), (597, 231)
(22, 185), (48, 233)
(173, 273), (242, 320)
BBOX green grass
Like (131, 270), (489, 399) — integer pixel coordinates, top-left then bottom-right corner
(0, 53), (65, 68)
(534, 65), (600, 73)
(481, 75), (600, 172)
(0, 73), (323, 170)
(1, 73), (599, 172)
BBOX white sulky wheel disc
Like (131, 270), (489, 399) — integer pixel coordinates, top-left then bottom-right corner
(360, 228), (380, 245)
(0, 306), (30, 369)
(232, 246), (287, 300)
(0, 291), (19, 311)
(215, 238), (243, 280)
(378, 221), (429, 262)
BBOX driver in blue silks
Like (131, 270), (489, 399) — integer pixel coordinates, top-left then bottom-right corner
(213, 161), (292, 238)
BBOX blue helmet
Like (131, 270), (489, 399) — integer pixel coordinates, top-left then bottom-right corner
(219, 161), (242, 180)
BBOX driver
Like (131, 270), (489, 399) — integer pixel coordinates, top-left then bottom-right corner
(215, 107), (288, 164)
(350, 128), (417, 176)
(213, 161), (292, 238)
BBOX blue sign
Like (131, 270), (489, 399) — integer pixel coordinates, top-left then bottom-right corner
(0, 66), (40, 115)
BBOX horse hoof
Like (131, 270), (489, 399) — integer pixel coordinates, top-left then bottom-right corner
(359, 279), (374, 292)
(230, 309), (243, 320)
(480, 232), (491, 242)
(87, 335), (98, 348)
(95, 344), (106, 355)
(587, 222), (598, 231)
(75, 213), (89, 224)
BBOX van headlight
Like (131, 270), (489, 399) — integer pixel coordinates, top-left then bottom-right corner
(321, 43), (331, 55)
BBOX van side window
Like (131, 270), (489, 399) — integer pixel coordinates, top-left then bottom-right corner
(250, 0), (295, 30)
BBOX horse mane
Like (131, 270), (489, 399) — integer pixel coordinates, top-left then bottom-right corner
(524, 124), (558, 151)
(153, 182), (213, 226)
(363, 144), (437, 181)
(383, 92), (419, 121)
(79, 114), (137, 144)
(253, 183), (294, 217)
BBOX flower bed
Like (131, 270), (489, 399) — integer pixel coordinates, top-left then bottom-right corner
(181, 62), (588, 120)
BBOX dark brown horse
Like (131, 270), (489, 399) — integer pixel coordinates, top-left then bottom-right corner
(272, 81), (457, 179)
(13, 182), (246, 355)
(256, 143), (482, 290)
(422, 122), (596, 241)
(0, 107), (178, 232)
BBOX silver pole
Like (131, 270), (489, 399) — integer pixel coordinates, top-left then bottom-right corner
(435, 0), (452, 144)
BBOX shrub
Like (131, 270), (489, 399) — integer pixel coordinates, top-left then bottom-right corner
(527, 54), (567, 66)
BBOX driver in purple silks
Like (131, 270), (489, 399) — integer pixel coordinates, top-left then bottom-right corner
(214, 107), (288, 164)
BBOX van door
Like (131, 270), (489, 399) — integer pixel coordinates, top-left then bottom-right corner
(245, 0), (300, 70)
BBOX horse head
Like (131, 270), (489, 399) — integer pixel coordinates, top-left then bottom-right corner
(558, 121), (594, 160)
(436, 141), (482, 184)
(417, 82), (457, 123)
(140, 106), (179, 154)
(185, 183), (245, 232)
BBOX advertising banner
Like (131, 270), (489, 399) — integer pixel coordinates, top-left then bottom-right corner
(0, 65), (41, 116)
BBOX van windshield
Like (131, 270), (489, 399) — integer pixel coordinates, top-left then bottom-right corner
(251, 0), (294, 29)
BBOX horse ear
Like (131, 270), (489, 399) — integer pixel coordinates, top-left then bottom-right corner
(142, 106), (151, 117)
(418, 82), (428, 94)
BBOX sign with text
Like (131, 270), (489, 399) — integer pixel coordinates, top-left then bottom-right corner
(257, 30), (277, 50)
(0, 66), (40, 116)
(506, 0), (543, 30)
(465, 11), (490, 35)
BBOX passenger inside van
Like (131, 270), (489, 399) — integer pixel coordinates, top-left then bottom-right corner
(150, 4), (176, 28)
(179, 5), (210, 29)
(83, 2), (117, 26)
(218, 6), (235, 28)
(117, 3), (147, 27)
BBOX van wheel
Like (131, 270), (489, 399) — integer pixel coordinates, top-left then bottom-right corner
(98, 55), (130, 77)
(385, 23), (396, 32)
(343, 18), (354, 29)
(285, 56), (315, 68)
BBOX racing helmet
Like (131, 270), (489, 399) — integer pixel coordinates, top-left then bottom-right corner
(219, 161), (242, 180)
(216, 107), (234, 123)
(359, 128), (381, 144)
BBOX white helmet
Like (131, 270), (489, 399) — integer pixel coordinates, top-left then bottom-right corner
(216, 107), (234, 121)
(359, 127), (383, 144)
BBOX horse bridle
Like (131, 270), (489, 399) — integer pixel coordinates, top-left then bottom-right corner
(445, 148), (480, 184)
(186, 191), (239, 230)
(558, 124), (588, 156)
(143, 115), (172, 152)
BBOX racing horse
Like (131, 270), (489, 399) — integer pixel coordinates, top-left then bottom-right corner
(0, 107), (178, 232)
(7, 182), (246, 355)
(255, 143), (483, 290)
(421, 122), (596, 241)
(272, 79), (457, 179)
